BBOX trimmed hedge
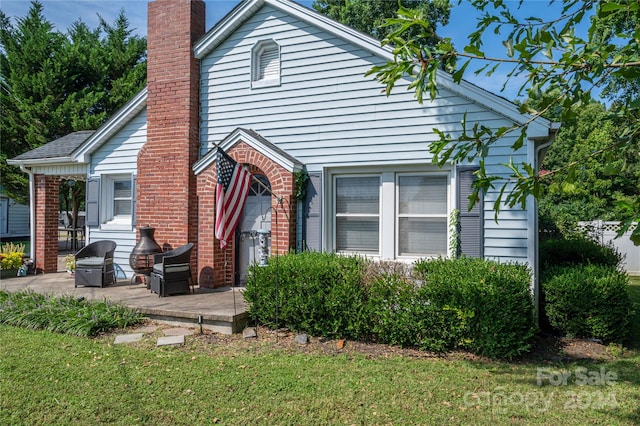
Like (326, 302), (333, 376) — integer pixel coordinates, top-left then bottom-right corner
(245, 252), (535, 359)
(414, 257), (535, 359)
(244, 251), (371, 340)
(539, 236), (622, 269)
(542, 265), (634, 342)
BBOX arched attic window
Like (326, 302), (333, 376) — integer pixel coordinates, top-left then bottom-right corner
(251, 39), (280, 88)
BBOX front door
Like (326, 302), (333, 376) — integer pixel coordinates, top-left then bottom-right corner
(238, 175), (271, 285)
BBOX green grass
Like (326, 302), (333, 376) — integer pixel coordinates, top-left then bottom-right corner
(1, 324), (639, 425)
(0, 279), (638, 425)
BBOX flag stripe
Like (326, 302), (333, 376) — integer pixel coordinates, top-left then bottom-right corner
(215, 149), (252, 250)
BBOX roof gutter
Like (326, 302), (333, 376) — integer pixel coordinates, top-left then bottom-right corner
(7, 156), (76, 167)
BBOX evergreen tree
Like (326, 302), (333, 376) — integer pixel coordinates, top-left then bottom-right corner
(0, 1), (146, 204)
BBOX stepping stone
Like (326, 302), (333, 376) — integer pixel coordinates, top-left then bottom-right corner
(163, 327), (194, 336)
(136, 325), (159, 334)
(242, 327), (257, 339)
(157, 335), (185, 346)
(114, 333), (144, 344)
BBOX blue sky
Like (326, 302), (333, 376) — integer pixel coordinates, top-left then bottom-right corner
(2, 0), (581, 102)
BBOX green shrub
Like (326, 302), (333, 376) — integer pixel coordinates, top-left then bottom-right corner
(414, 257), (535, 359)
(0, 290), (143, 336)
(539, 236), (622, 269)
(542, 265), (634, 342)
(245, 253), (535, 359)
(244, 251), (371, 339)
(365, 274), (468, 352)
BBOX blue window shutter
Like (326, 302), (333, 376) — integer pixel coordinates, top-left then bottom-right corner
(131, 174), (137, 226)
(457, 168), (483, 258)
(85, 177), (100, 226)
(302, 174), (322, 251)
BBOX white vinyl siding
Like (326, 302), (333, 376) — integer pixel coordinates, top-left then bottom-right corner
(252, 39), (280, 88)
(335, 176), (380, 254)
(87, 108), (146, 278)
(200, 4), (533, 266)
(397, 175), (448, 257)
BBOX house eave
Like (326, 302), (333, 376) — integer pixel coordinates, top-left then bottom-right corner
(7, 157), (79, 167)
(72, 88), (148, 163)
(193, 128), (303, 175)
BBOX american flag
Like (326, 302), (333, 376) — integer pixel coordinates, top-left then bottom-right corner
(215, 148), (252, 250)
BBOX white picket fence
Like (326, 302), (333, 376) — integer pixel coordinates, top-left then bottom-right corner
(577, 221), (639, 275)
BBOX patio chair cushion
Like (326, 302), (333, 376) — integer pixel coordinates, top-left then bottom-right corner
(76, 257), (107, 267)
(153, 262), (190, 274)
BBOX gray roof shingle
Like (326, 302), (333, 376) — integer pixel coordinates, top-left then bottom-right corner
(10, 130), (95, 161)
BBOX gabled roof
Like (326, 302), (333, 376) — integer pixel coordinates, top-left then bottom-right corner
(72, 88), (147, 163)
(194, 0), (558, 138)
(7, 89), (147, 168)
(8, 131), (95, 165)
(193, 127), (303, 175)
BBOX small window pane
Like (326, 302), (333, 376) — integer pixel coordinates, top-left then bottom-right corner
(398, 218), (447, 256)
(336, 176), (379, 214)
(336, 217), (379, 253)
(114, 181), (132, 198)
(398, 175), (446, 215)
(114, 200), (132, 216)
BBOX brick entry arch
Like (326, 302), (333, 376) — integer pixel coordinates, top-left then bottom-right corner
(196, 141), (297, 288)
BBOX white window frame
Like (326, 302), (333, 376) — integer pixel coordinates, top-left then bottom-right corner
(101, 174), (133, 229)
(395, 172), (450, 259)
(333, 174), (381, 256)
(251, 39), (281, 89)
(328, 167), (451, 261)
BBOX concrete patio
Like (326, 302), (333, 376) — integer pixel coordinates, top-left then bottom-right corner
(0, 253), (249, 334)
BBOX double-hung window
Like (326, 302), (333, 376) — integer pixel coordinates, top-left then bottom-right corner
(335, 176), (380, 254)
(332, 170), (449, 259)
(113, 179), (132, 219)
(101, 174), (134, 228)
(397, 175), (448, 257)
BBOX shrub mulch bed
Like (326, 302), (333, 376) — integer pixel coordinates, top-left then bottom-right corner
(116, 321), (620, 363)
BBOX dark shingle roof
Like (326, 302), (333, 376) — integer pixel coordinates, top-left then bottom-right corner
(10, 130), (95, 161)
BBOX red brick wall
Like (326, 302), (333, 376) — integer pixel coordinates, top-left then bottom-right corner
(196, 142), (297, 288)
(34, 174), (59, 273)
(137, 0), (205, 265)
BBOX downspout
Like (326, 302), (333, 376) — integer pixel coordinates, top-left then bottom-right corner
(18, 162), (36, 263)
(532, 124), (560, 325)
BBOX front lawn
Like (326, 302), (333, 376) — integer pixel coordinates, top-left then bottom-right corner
(1, 323), (639, 425)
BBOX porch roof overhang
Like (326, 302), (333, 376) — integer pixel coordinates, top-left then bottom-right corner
(7, 130), (94, 177)
(193, 127), (304, 175)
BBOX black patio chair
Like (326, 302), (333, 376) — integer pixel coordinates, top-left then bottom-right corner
(150, 243), (194, 297)
(75, 240), (117, 288)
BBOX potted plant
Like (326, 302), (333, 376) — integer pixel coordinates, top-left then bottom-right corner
(64, 254), (76, 274)
(1, 242), (25, 279)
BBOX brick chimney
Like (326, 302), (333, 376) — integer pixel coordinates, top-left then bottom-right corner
(137, 0), (205, 248)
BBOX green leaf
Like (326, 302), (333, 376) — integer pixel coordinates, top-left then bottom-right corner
(452, 60), (470, 83)
(502, 39), (514, 57)
(463, 44), (485, 57)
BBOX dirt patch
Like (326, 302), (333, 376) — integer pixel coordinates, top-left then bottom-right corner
(114, 322), (622, 363)
(122, 322), (622, 364)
